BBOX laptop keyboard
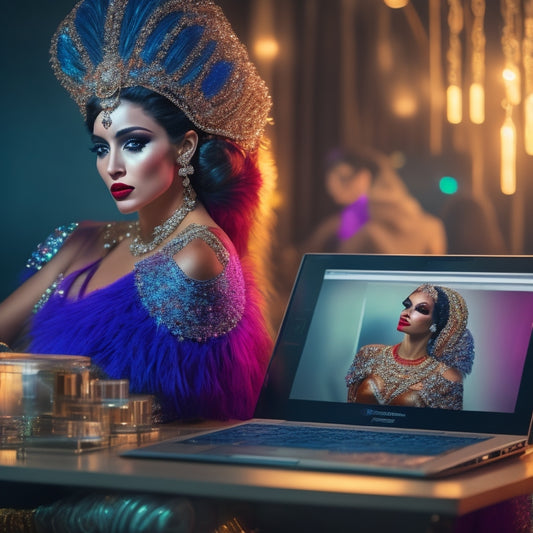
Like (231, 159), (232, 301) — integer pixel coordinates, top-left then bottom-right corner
(183, 423), (488, 456)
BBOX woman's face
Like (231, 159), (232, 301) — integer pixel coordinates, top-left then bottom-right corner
(325, 162), (371, 206)
(397, 291), (434, 336)
(91, 100), (178, 214)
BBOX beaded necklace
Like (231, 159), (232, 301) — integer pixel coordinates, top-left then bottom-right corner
(391, 343), (427, 366)
(103, 221), (137, 250)
(129, 199), (197, 256)
(374, 345), (439, 404)
(102, 200), (197, 256)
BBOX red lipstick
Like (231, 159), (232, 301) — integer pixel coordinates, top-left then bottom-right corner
(397, 318), (410, 330)
(110, 183), (134, 200)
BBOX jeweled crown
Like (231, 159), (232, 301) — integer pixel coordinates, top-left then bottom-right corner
(50, 0), (272, 150)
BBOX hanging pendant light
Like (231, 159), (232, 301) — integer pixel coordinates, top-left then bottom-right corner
(523, 3), (533, 153)
(500, 110), (517, 195)
(469, 0), (485, 124)
(447, 0), (463, 124)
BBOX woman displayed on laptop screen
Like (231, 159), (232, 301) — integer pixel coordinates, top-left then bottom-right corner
(346, 284), (475, 409)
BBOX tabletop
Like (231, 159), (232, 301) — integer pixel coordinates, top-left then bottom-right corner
(1, 423), (533, 518)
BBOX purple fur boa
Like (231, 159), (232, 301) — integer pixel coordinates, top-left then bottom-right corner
(28, 256), (272, 422)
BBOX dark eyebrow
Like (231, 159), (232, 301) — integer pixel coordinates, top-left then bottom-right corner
(115, 126), (153, 137)
(90, 126), (153, 144)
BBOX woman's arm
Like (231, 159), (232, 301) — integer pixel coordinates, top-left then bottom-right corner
(420, 364), (464, 410)
(345, 345), (377, 401)
(0, 259), (68, 345)
(0, 223), (101, 345)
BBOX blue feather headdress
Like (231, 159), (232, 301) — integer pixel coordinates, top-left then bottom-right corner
(50, 0), (271, 150)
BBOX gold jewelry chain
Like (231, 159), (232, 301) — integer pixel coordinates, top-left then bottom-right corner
(129, 199), (197, 256)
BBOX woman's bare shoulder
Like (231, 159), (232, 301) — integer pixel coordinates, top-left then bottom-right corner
(172, 226), (227, 281)
(52, 221), (107, 264)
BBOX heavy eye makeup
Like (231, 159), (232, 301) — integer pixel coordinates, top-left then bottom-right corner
(123, 134), (151, 152)
(89, 134), (151, 157)
(414, 304), (430, 315)
(89, 141), (109, 157)
(402, 298), (430, 315)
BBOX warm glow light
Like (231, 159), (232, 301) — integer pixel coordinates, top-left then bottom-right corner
(383, 0), (409, 7)
(469, 83), (485, 124)
(502, 65), (521, 105)
(447, 85), (462, 124)
(391, 87), (417, 117)
(500, 115), (517, 195)
(502, 68), (516, 81)
(525, 94), (533, 155)
(253, 37), (279, 60)
(0, 366), (23, 416)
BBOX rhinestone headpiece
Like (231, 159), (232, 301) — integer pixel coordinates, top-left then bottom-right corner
(50, 0), (272, 150)
(416, 284), (469, 359)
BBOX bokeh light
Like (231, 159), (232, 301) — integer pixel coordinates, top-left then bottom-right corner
(383, 0), (409, 8)
(254, 37), (279, 61)
(439, 176), (459, 194)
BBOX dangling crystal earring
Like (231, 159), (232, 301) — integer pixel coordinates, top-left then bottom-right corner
(429, 323), (437, 333)
(129, 150), (198, 256)
(177, 150), (197, 209)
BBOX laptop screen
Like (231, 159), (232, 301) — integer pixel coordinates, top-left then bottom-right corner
(257, 255), (533, 435)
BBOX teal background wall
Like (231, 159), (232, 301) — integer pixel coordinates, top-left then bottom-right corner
(1, 1), (122, 300)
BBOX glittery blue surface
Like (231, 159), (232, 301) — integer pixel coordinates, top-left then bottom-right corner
(24, 223), (79, 275)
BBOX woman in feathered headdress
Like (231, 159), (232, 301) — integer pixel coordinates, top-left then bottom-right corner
(0, 0), (276, 423)
(346, 284), (475, 410)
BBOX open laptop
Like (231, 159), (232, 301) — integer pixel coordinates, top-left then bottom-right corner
(123, 254), (533, 477)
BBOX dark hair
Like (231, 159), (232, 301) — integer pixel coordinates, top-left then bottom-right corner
(324, 147), (381, 181)
(85, 87), (262, 256)
(431, 287), (450, 337)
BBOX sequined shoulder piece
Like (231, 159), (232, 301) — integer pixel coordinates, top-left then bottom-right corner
(345, 344), (385, 386)
(24, 223), (79, 274)
(134, 224), (245, 341)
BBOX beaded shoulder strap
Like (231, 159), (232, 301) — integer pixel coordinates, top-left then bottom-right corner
(134, 224), (245, 341)
(159, 223), (230, 265)
(24, 223), (79, 276)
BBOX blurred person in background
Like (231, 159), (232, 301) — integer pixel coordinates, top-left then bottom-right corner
(301, 147), (446, 255)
